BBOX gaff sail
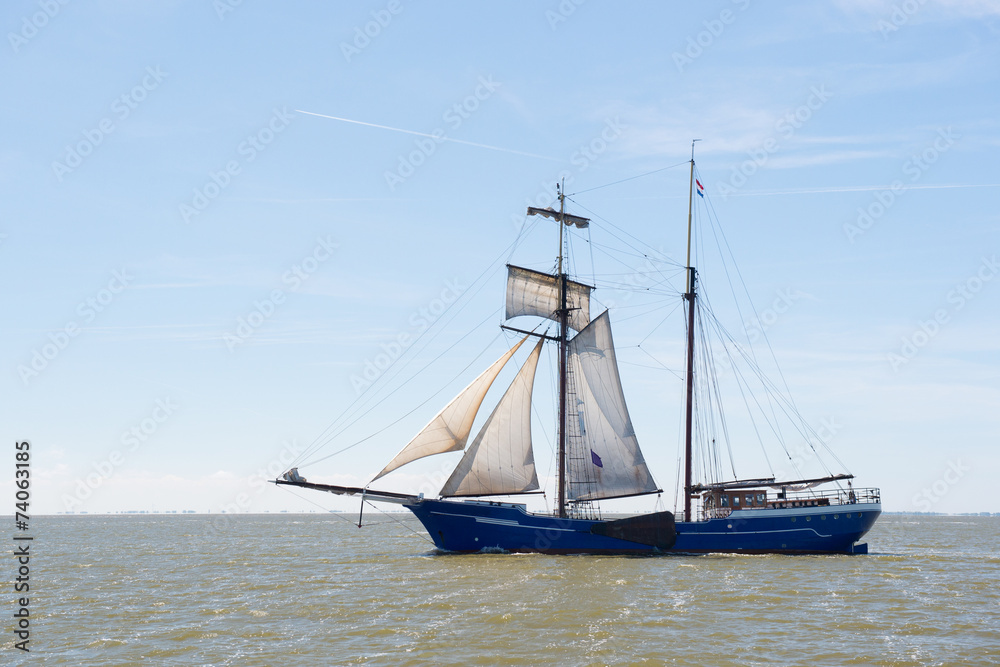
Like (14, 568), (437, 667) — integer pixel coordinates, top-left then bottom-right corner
(565, 311), (659, 501)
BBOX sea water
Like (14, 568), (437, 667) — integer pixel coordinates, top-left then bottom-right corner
(5, 513), (999, 665)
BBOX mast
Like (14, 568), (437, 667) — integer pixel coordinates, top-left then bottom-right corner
(557, 181), (569, 519)
(683, 140), (699, 523)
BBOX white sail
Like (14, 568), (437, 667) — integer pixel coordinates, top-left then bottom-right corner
(439, 338), (544, 497)
(371, 336), (529, 482)
(565, 311), (659, 501)
(505, 265), (592, 333)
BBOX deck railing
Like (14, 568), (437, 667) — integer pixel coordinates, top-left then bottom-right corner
(698, 487), (880, 520)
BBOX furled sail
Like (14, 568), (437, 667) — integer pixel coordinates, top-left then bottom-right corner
(440, 338), (544, 497)
(505, 265), (592, 332)
(371, 336), (529, 482)
(564, 311), (659, 501)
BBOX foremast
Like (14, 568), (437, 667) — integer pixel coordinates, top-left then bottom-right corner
(556, 182), (570, 519)
(683, 141), (699, 523)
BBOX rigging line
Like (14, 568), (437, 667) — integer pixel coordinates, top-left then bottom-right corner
(610, 301), (675, 323)
(701, 179), (813, 451)
(587, 223), (597, 293)
(697, 170), (788, 452)
(698, 305), (738, 480)
(632, 346), (684, 381)
(332, 259), (504, 437)
(704, 308), (826, 478)
(291, 233), (521, 468)
(638, 300), (683, 345)
(588, 239), (686, 271)
(566, 197), (687, 269)
(362, 499), (437, 545)
(618, 359), (683, 373)
(297, 321), (504, 469)
(701, 296), (846, 473)
(274, 485), (366, 526)
(698, 295), (783, 473)
(567, 160), (689, 196)
(702, 220), (788, 455)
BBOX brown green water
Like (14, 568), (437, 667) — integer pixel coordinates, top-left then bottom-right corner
(6, 513), (999, 665)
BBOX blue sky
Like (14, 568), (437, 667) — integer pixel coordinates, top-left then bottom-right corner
(2, 1), (998, 516)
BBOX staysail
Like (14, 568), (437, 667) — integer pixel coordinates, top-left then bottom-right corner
(440, 337), (544, 497)
(371, 336), (529, 482)
(505, 265), (592, 333)
(564, 311), (659, 501)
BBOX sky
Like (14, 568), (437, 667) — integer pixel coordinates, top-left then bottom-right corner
(2, 1), (998, 517)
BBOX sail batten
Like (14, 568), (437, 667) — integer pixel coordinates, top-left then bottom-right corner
(565, 311), (659, 501)
(505, 265), (592, 333)
(439, 338), (544, 497)
(371, 336), (529, 482)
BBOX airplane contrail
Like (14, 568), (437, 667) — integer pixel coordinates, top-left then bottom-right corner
(296, 109), (561, 162)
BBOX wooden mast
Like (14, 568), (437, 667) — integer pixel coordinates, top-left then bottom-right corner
(683, 140), (699, 523)
(557, 180), (569, 519)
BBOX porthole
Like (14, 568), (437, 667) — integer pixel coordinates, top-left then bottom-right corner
(845, 513), (851, 518)
(821, 515), (826, 520)
(727, 524), (733, 529)
(806, 516), (811, 522)
(790, 517), (796, 523)
(834, 514), (839, 519)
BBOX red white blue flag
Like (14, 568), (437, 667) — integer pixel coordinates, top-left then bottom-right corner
(696, 179), (705, 197)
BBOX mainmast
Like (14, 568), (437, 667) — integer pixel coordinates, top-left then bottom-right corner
(683, 140), (699, 523)
(556, 181), (569, 519)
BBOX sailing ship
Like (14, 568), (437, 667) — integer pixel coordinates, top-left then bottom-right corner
(277, 149), (881, 554)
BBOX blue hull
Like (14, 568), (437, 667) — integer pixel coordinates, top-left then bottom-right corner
(405, 498), (880, 555)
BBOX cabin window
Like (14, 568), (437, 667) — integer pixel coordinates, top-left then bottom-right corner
(745, 495), (753, 506)
(721, 495), (729, 507)
(756, 493), (765, 504)
(733, 496), (740, 506)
